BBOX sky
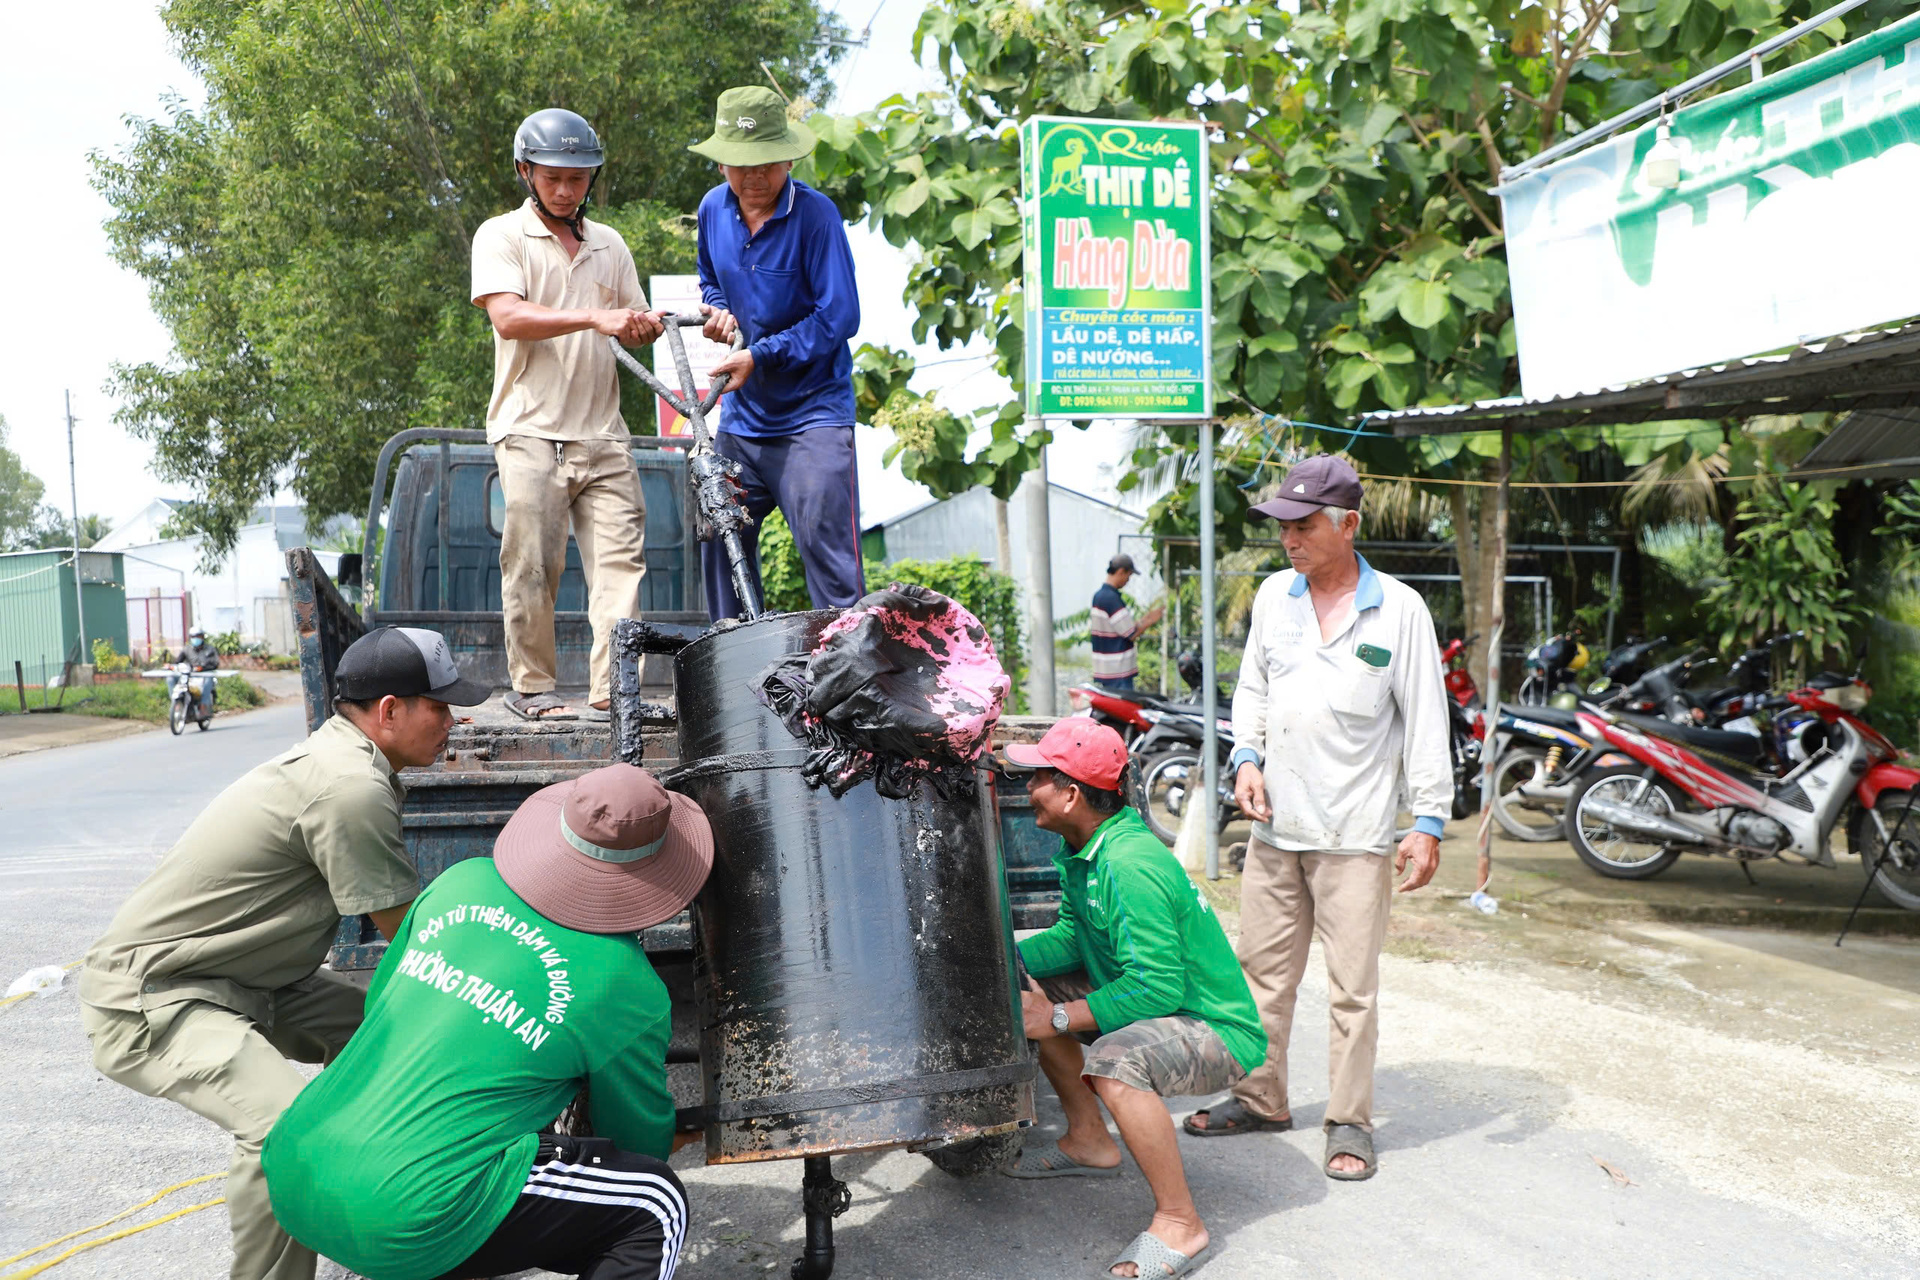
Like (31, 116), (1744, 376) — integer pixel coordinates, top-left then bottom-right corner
(0, 0), (1137, 536)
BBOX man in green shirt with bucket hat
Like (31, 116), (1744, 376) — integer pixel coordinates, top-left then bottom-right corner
(263, 763), (714, 1280)
(999, 720), (1265, 1280)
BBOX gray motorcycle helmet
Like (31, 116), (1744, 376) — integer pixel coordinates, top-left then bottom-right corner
(513, 108), (605, 168)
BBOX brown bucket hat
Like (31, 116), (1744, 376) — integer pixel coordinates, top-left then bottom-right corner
(494, 764), (714, 934)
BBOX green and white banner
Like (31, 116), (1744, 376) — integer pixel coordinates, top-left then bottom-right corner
(1020, 116), (1212, 420)
(1500, 12), (1920, 400)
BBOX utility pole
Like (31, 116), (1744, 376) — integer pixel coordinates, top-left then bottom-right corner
(65, 391), (89, 667)
(1020, 429), (1056, 715)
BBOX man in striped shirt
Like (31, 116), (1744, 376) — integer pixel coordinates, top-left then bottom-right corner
(1090, 555), (1165, 692)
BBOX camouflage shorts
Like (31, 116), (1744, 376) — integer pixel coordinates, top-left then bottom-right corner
(1036, 971), (1245, 1098)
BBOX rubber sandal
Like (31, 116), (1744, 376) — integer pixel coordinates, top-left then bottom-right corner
(505, 691), (579, 721)
(1003, 1139), (1122, 1179)
(1324, 1123), (1377, 1181)
(1107, 1231), (1209, 1278)
(1181, 1098), (1292, 1138)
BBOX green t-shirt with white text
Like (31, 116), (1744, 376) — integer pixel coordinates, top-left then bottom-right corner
(262, 858), (674, 1280)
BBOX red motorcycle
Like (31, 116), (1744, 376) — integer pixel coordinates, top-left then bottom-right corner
(1442, 634), (1481, 708)
(1067, 683), (1158, 746)
(1563, 668), (1920, 911)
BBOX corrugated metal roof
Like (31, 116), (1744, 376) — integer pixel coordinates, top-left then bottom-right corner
(1789, 407), (1920, 479)
(1361, 320), (1920, 436)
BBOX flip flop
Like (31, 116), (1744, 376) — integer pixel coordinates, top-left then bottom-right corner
(505, 691), (579, 721)
(1003, 1139), (1123, 1179)
(1107, 1231), (1209, 1278)
(1181, 1098), (1291, 1138)
(1324, 1123), (1377, 1181)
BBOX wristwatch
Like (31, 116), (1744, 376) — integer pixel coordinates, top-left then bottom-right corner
(1051, 1003), (1071, 1034)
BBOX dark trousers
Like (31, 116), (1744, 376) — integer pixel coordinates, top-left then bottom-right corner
(1094, 675), (1137, 693)
(702, 425), (865, 619)
(431, 1136), (688, 1280)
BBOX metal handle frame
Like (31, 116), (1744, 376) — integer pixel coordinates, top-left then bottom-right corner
(606, 314), (764, 620)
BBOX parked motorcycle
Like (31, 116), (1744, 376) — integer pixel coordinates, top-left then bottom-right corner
(1516, 630), (1591, 706)
(1442, 634), (1481, 708)
(1068, 682), (1157, 748)
(1562, 664), (1920, 909)
(1488, 641), (1763, 840)
(1068, 658), (1237, 845)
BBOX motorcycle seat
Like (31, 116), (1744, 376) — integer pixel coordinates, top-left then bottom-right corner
(1617, 713), (1763, 764)
(1498, 702), (1581, 730)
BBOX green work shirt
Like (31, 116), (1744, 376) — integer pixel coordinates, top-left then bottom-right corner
(1018, 807), (1266, 1074)
(262, 857), (676, 1280)
(79, 713), (418, 1026)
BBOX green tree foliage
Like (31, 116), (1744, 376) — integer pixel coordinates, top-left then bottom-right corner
(30, 512), (111, 551)
(850, 345), (1044, 500)
(803, 0), (1895, 679)
(97, 0), (843, 555)
(1705, 480), (1863, 673)
(0, 416), (48, 551)
(806, 0), (1880, 485)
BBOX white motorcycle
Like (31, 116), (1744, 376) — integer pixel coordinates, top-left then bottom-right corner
(145, 662), (225, 735)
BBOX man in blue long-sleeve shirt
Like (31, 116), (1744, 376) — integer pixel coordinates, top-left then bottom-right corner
(689, 87), (865, 619)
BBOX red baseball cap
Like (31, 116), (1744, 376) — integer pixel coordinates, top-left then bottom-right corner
(1002, 718), (1128, 792)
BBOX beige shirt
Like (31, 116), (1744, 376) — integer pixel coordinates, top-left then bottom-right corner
(80, 714), (418, 1027)
(471, 199), (647, 444)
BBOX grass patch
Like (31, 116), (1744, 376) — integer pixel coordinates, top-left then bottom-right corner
(1, 675), (269, 723)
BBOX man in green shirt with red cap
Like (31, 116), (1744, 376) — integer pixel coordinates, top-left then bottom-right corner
(262, 763), (713, 1280)
(999, 720), (1265, 1280)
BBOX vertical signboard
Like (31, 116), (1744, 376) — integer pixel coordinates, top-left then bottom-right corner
(648, 274), (728, 437)
(1020, 116), (1211, 420)
(1500, 10), (1920, 399)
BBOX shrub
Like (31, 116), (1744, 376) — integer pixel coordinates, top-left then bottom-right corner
(1705, 482), (1863, 679)
(90, 639), (132, 674)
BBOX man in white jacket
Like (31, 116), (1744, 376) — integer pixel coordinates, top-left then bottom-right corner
(1182, 454), (1450, 1183)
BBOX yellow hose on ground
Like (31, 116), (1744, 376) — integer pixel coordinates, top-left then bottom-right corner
(0, 1173), (226, 1276)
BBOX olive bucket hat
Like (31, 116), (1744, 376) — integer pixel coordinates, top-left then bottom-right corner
(688, 86), (815, 166)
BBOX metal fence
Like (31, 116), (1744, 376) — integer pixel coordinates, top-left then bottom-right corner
(126, 593), (192, 660)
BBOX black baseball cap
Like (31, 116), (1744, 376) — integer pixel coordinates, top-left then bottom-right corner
(335, 626), (490, 705)
(1249, 454), (1364, 522)
(1108, 553), (1137, 574)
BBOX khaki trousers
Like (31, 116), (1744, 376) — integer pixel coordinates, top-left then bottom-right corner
(81, 971), (365, 1280)
(495, 435), (646, 705)
(1230, 839), (1394, 1131)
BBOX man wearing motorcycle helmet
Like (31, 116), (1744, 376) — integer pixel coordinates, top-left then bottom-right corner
(176, 625), (220, 718)
(473, 108), (665, 723)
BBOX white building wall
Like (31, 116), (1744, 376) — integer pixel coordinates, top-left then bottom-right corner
(98, 503), (343, 648)
(875, 483), (1161, 619)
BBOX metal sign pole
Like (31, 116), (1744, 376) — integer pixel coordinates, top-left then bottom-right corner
(1199, 415), (1219, 881)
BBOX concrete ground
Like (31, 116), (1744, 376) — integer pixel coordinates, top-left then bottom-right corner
(2, 719), (1917, 1278)
(0, 710), (153, 759)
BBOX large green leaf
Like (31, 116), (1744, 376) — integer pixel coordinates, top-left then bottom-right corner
(1397, 279), (1453, 328)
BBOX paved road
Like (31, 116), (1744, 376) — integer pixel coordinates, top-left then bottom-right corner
(3, 708), (1917, 1279)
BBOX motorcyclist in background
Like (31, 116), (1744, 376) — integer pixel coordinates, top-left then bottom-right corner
(177, 627), (220, 718)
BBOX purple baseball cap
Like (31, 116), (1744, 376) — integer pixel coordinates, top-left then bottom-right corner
(1249, 455), (1364, 522)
